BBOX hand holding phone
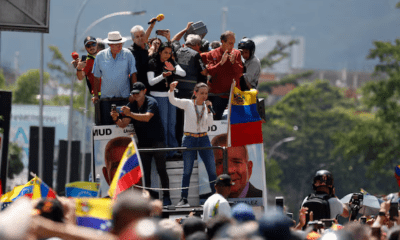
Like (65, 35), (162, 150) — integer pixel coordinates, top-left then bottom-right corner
(389, 202), (398, 221)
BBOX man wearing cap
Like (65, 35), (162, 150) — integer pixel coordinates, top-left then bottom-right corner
(92, 31), (137, 125)
(74, 36), (101, 95)
(111, 82), (171, 206)
(203, 174), (232, 222)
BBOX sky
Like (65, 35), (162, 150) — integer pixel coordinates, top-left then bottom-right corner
(1, 0), (400, 77)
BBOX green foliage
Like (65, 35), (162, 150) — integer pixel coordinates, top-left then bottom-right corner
(260, 39), (299, 68)
(46, 45), (92, 116)
(0, 69), (5, 89)
(7, 142), (24, 179)
(13, 69), (50, 104)
(265, 157), (283, 192)
(263, 79), (394, 217)
(48, 45), (75, 79)
(258, 70), (314, 93)
(367, 40), (400, 75)
(397, 1), (400, 8)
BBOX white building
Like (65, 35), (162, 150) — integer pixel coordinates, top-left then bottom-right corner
(252, 34), (305, 73)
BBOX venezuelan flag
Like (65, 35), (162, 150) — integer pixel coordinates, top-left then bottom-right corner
(65, 182), (99, 198)
(1, 177), (56, 210)
(395, 165), (400, 176)
(75, 198), (112, 232)
(228, 86), (263, 147)
(108, 140), (142, 198)
(360, 188), (371, 196)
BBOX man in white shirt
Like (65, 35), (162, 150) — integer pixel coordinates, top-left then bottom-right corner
(203, 174), (232, 222)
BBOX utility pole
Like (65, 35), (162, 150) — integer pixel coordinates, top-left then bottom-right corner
(221, 7), (228, 33)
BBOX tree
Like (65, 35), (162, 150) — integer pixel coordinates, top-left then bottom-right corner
(263, 80), (394, 219)
(12, 69), (50, 104)
(0, 69), (5, 89)
(260, 39), (299, 69)
(47, 45), (92, 115)
(7, 142), (24, 179)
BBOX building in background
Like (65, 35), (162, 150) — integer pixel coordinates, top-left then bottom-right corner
(8, 105), (92, 187)
(253, 34), (305, 73)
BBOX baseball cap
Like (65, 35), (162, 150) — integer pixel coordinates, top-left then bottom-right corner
(215, 174), (233, 187)
(131, 82), (146, 94)
(84, 36), (97, 46)
(231, 203), (256, 222)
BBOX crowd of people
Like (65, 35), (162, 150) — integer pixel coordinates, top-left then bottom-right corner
(71, 17), (262, 207)
(4, 169), (400, 239)
(55, 16), (400, 240)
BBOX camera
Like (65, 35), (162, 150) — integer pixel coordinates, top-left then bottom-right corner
(349, 193), (363, 206)
(360, 216), (367, 224)
(81, 55), (87, 62)
(156, 29), (169, 35)
(111, 104), (116, 112)
(321, 219), (334, 228)
(349, 193), (363, 221)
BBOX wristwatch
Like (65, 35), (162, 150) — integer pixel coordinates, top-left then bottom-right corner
(378, 211), (386, 216)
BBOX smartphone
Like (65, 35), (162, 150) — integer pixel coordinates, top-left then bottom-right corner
(81, 55), (87, 62)
(360, 216), (366, 224)
(276, 196), (284, 210)
(111, 104), (116, 112)
(389, 202), (398, 221)
(156, 29), (169, 35)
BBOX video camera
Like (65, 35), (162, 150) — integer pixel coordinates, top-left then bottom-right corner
(349, 193), (363, 220)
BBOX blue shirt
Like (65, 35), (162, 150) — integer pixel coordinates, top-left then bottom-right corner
(92, 48), (137, 98)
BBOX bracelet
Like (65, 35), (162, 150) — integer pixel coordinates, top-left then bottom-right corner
(77, 69), (83, 72)
(378, 211), (386, 216)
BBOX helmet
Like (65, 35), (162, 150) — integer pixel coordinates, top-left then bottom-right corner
(238, 37), (255, 58)
(312, 170), (334, 191)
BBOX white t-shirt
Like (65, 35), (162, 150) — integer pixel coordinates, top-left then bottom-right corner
(301, 196), (344, 219)
(203, 193), (231, 222)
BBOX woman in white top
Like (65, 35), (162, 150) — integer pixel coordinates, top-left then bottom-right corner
(168, 81), (217, 207)
(147, 42), (186, 158)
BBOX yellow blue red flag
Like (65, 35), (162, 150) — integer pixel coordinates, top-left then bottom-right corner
(1, 176), (56, 210)
(228, 85), (263, 147)
(108, 140), (142, 198)
(65, 181), (100, 198)
(75, 198), (112, 232)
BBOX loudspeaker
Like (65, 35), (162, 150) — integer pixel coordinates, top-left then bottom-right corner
(56, 140), (80, 195)
(28, 126), (55, 187)
(0, 91), (12, 194)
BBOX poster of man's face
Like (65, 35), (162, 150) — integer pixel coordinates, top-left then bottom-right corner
(198, 123), (266, 206)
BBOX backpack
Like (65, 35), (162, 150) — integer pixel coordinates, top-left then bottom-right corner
(302, 193), (331, 224)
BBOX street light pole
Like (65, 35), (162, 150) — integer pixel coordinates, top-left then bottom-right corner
(267, 137), (296, 163)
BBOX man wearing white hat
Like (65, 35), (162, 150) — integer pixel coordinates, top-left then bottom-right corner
(92, 31), (137, 125)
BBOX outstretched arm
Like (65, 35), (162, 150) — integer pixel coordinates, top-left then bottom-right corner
(171, 22), (193, 42)
(145, 17), (157, 43)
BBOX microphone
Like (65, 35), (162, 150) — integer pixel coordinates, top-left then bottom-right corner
(71, 51), (79, 68)
(207, 105), (215, 115)
(148, 14), (164, 24)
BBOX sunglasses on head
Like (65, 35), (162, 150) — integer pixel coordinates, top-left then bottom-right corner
(85, 42), (97, 48)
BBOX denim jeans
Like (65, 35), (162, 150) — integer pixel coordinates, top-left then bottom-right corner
(153, 96), (179, 157)
(208, 96), (229, 121)
(181, 135), (216, 198)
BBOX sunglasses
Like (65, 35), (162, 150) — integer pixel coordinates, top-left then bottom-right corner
(85, 42), (97, 48)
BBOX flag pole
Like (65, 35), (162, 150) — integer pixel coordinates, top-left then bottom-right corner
(227, 80), (235, 148)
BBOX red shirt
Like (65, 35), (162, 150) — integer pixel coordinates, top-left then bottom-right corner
(205, 47), (243, 96)
(83, 55), (101, 94)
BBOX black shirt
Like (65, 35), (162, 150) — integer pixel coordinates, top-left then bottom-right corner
(127, 96), (164, 147)
(147, 57), (178, 92)
(128, 43), (150, 91)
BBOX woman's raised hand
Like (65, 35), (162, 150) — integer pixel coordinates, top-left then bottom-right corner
(170, 81), (178, 91)
(164, 61), (175, 72)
